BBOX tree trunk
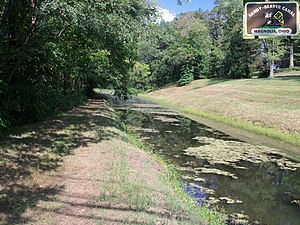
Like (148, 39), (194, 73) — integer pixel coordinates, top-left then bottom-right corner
(290, 39), (295, 69)
(269, 60), (274, 78)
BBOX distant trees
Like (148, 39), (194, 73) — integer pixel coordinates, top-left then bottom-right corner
(137, 11), (211, 89)
(135, 0), (262, 90)
(134, 0), (296, 90)
(210, 0), (261, 78)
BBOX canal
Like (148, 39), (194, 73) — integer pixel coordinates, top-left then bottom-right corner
(115, 97), (300, 225)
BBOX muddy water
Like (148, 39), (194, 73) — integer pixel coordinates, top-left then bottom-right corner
(115, 98), (300, 225)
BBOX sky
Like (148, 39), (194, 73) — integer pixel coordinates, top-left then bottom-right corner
(157, 0), (215, 22)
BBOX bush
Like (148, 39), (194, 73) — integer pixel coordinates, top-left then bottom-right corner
(177, 65), (194, 86)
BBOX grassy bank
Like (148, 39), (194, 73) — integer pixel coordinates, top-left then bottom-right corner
(142, 77), (300, 148)
(118, 120), (225, 224)
(0, 98), (224, 225)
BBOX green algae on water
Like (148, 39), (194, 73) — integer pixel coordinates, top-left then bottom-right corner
(183, 137), (300, 173)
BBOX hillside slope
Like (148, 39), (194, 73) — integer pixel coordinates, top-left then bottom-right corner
(146, 78), (300, 138)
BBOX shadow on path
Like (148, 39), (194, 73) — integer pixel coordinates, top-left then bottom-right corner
(0, 98), (118, 224)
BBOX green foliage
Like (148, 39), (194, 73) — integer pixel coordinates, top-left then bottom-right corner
(0, 0), (154, 132)
(177, 65), (194, 86)
(294, 40), (300, 66)
(0, 0), (295, 132)
(263, 39), (287, 62)
(137, 0), (266, 89)
(129, 62), (152, 91)
(263, 39), (287, 77)
(177, 0), (192, 5)
(208, 0), (259, 79)
(139, 11), (211, 88)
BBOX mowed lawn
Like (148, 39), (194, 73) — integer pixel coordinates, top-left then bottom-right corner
(147, 76), (300, 137)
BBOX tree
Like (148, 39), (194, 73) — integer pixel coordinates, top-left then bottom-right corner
(289, 38), (295, 69)
(263, 39), (287, 78)
(208, 0), (260, 78)
(138, 11), (211, 88)
(0, 0), (155, 132)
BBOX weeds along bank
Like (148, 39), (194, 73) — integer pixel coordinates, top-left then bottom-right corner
(143, 78), (300, 147)
(117, 121), (225, 225)
(0, 97), (224, 225)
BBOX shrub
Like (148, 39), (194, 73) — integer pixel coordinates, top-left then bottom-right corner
(177, 65), (194, 86)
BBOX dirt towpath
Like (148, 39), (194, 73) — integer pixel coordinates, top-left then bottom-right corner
(0, 99), (213, 225)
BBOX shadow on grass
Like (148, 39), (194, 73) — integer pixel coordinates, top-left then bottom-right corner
(192, 79), (229, 90)
(274, 75), (300, 81)
(0, 98), (119, 224)
(33, 196), (191, 225)
(37, 207), (152, 225)
(0, 185), (63, 225)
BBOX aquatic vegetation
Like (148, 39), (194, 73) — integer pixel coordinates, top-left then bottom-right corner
(153, 116), (180, 123)
(184, 137), (300, 173)
(195, 167), (238, 180)
(291, 200), (300, 206)
(181, 175), (205, 183)
(132, 127), (159, 133)
(116, 97), (300, 225)
(227, 213), (250, 225)
(218, 197), (242, 204)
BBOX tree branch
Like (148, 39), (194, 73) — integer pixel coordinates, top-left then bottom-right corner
(57, 28), (65, 37)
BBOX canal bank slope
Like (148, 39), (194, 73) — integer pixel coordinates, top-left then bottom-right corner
(0, 98), (223, 225)
(144, 78), (300, 147)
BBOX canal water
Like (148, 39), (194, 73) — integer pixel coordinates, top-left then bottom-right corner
(115, 98), (300, 225)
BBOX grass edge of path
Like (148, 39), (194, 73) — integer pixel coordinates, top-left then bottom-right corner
(117, 117), (226, 225)
(139, 95), (300, 148)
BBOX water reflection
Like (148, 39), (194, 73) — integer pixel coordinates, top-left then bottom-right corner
(116, 98), (300, 225)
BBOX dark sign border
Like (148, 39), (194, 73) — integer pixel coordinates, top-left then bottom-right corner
(244, 1), (299, 39)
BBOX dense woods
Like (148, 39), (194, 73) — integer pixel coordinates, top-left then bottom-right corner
(0, 0), (299, 133)
(0, 0), (154, 132)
